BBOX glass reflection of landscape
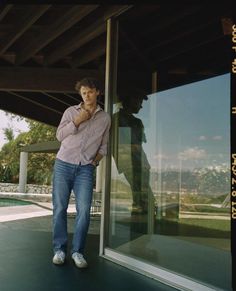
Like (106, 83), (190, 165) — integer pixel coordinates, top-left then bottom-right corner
(143, 73), (230, 220)
(109, 73), (231, 290)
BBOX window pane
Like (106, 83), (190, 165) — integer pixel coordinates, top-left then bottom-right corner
(108, 73), (231, 290)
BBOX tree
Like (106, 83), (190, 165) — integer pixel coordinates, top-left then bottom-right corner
(3, 127), (14, 142)
(0, 114), (57, 185)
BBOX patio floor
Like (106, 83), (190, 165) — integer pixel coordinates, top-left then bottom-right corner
(0, 215), (177, 291)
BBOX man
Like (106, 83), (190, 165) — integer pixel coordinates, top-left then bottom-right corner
(52, 77), (111, 268)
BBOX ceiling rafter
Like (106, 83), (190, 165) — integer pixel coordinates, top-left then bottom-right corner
(15, 5), (99, 65)
(7, 91), (63, 115)
(121, 5), (220, 58)
(0, 5), (13, 22)
(131, 4), (202, 40)
(45, 5), (133, 65)
(40, 92), (71, 107)
(0, 91), (61, 126)
(144, 17), (224, 55)
(119, 25), (153, 71)
(71, 36), (106, 68)
(63, 93), (81, 102)
(153, 27), (226, 67)
(0, 5), (51, 54)
(45, 22), (106, 65)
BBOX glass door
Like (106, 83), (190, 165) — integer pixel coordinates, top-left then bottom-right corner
(107, 73), (231, 290)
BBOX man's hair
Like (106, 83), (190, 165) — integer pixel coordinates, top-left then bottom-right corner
(75, 77), (101, 93)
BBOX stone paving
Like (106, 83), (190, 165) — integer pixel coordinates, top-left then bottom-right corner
(0, 192), (101, 222)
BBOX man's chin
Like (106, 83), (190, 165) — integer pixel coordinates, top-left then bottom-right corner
(84, 101), (96, 106)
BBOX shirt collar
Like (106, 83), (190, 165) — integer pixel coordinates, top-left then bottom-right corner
(75, 102), (102, 113)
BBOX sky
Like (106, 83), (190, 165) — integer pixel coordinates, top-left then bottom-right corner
(135, 73), (230, 171)
(0, 110), (29, 149)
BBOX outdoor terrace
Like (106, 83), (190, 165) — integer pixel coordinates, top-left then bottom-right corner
(0, 198), (177, 291)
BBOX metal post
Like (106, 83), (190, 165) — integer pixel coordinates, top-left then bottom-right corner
(147, 72), (158, 234)
(99, 17), (119, 255)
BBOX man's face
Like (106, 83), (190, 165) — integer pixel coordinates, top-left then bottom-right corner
(80, 86), (100, 106)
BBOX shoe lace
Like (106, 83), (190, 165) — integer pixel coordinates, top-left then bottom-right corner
(57, 251), (65, 260)
(75, 253), (85, 261)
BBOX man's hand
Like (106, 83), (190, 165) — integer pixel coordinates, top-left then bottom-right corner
(91, 160), (98, 167)
(73, 109), (91, 127)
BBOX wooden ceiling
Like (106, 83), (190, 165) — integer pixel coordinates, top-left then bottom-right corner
(0, 2), (233, 126)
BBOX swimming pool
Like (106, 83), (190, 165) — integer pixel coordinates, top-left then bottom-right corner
(0, 198), (33, 207)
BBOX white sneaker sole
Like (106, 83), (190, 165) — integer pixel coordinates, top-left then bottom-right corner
(53, 259), (65, 265)
(72, 258), (88, 268)
(52, 254), (65, 265)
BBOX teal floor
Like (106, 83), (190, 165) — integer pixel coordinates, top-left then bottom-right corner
(0, 216), (177, 291)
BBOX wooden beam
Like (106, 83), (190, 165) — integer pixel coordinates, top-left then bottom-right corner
(0, 67), (103, 92)
(153, 28), (225, 66)
(45, 5), (132, 65)
(120, 25), (153, 71)
(0, 5), (13, 22)
(63, 93), (81, 102)
(0, 91), (61, 126)
(9, 90), (71, 114)
(120, 19), (226, 71)
(7, 91), (63, 115)
(0, 5), (51, 54)
(71, 36), (106, 68)
(45, 22), (106, 66)
(15, 5), (99, 65)
(121, 4), (225, 58)
(144, 17), (223, 55)
(41, 92), (71, 106)
(0, 52), (15, 64)
(22, 141), (60, 153)
(132, 4), (202, 40)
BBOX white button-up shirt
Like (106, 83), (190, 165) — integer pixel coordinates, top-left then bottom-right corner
(56, 103), (111, 165)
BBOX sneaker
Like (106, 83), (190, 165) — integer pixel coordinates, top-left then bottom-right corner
(72, 252), (88, 268)
(52, 250), (65, 265)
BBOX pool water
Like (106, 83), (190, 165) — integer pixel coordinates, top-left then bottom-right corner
(0, 198), (33, 207)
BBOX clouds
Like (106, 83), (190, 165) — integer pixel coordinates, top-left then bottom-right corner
(178, 147), (207, 160)
(212, 135), (223, 140)
(153, 154), (168, 160)
(199, 135), (207, 141)
(198, 135), (223, 141)
(154, 147), (207, 161)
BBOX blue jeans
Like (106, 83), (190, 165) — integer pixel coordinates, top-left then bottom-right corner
(52, 158), (95, 255)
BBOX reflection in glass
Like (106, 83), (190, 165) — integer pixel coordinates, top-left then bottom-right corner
(108, 74), (231, 290)
(111, 90), (155, 243)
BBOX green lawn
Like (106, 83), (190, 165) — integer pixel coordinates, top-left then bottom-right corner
(179, 218), (230, 232)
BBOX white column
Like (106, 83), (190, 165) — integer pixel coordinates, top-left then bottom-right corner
(96, 161), (103, 193)
(19, 151), (28, 193)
